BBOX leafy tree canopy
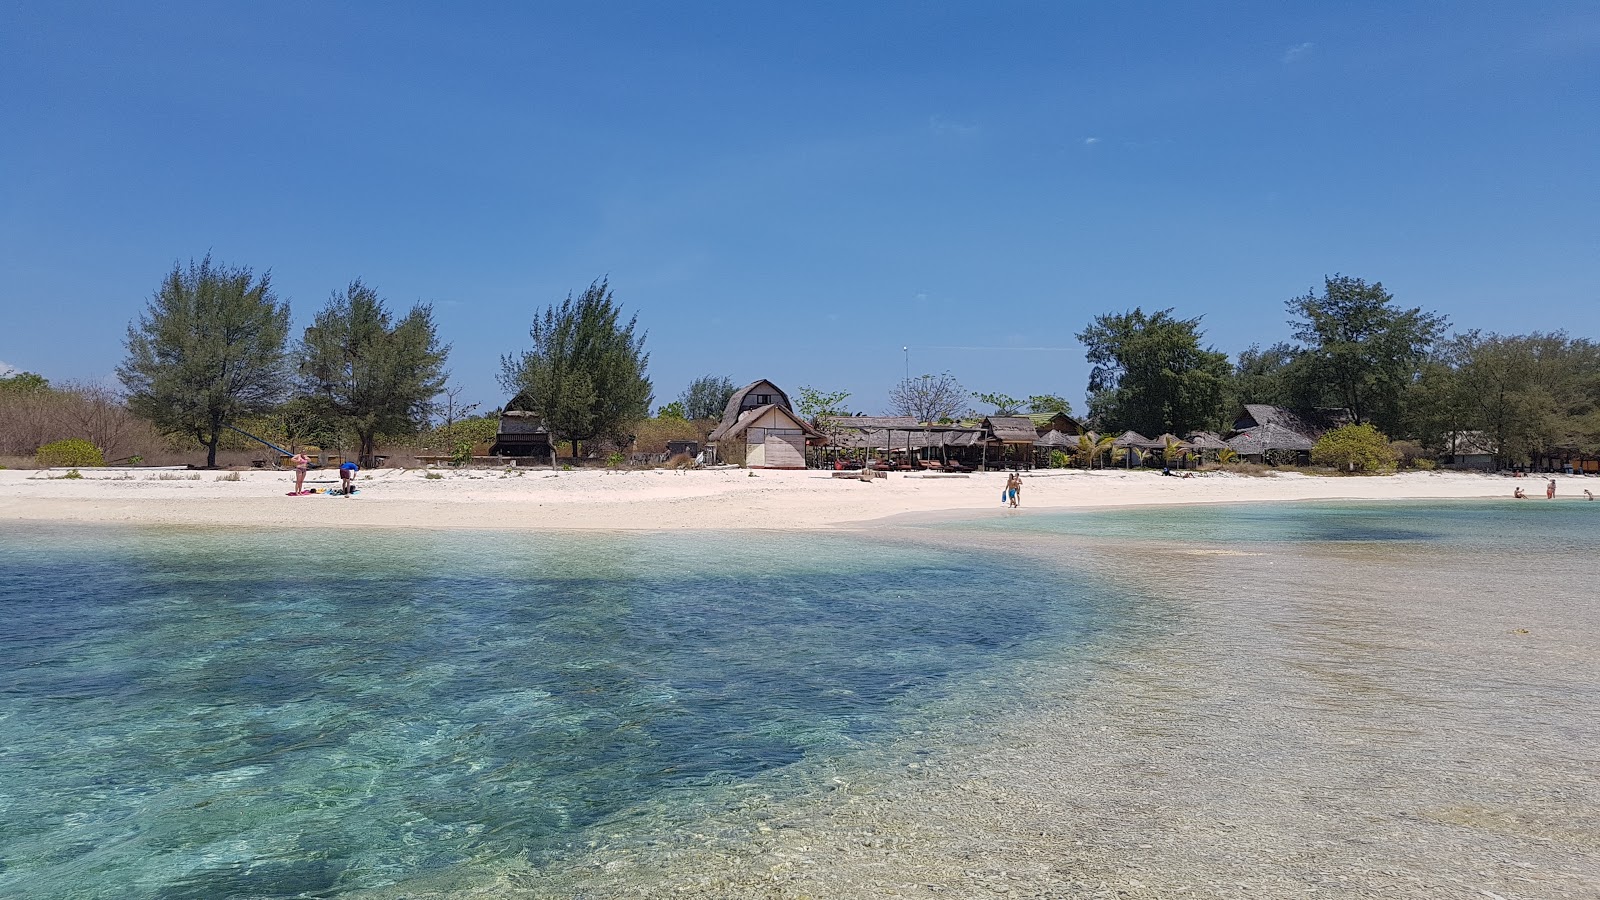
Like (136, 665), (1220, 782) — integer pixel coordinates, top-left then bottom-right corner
(1286, 275), (1447, 434)
(656, 400), (688, 420)
(118, 255), (291, 467)
(973, 391), (1024, 416)
(1027, 394), (1074, 417)
(0, 371), (50, 394)
(299, 280), (449, 466)
(679, 375), (736, 421)
(498, 278), (652, 462)
(1077, 307), (1230, 437)
(1311, 423), (1397, 473)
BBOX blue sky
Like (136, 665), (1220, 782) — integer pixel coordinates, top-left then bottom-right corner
(2, 2), (1596, 415)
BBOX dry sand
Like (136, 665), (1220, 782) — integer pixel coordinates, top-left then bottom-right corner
(0, 466), (1567, 532)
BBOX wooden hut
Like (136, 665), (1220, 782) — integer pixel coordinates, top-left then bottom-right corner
(1111, 430), (1161, 467)
(983, 416), (1039, 469)
(489, 409), (552, 460)
(707, 379), (820, 468)
(1184, 431), (1230, 462)
(1227, 422), (1315, 464)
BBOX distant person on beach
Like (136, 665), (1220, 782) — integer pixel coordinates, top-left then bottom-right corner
(291, 452), (310, 494)
(1006, 472), (1022, 508)
(339, 461), (360, 496)
(1514, 486), (1527, 499)
(1586, 490), (1594, 501)
(1546, 479), (1557, 500)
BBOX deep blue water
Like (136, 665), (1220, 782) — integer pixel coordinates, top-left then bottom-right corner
(0, 525), (1101, 899)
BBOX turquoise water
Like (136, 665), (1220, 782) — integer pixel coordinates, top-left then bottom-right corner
(3, 500), (1595, 898)
(0, 526), (1105, 899)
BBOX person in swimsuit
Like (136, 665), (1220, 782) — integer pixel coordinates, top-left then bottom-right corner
(1546, 478), (1557, 500)
(291, 452), (310, 494)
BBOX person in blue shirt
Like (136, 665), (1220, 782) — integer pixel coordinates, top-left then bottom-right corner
(338, 461), (360, 496)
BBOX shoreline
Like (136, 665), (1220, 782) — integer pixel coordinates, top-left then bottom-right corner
(0, 466), (1583, 533)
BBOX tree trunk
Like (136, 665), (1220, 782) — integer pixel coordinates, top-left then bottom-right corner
(205, 430), (220, 469)
(359, 430), (377, 468)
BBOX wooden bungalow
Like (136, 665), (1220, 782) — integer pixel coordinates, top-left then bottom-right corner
(707, 379), (821, 468)
(1185, 431), (1231, 462)
(489, 409), (552, 460)
(983, 416), (1039, 469)
(1027, 412), (1088, 437)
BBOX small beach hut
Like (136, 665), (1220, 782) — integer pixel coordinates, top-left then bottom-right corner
(1111, 430), (1158, 468)
(1184, 431), (1231, 462)
(1153, 433), (1192, 468)
(1227, 423), (1315, 465)
(1033, 429), (1074, 467)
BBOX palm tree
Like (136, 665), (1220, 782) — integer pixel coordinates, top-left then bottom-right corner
(1076, 432), (1116, 469)
(1164, 436), (1187, 470)
(1216, 447), (1239, 465)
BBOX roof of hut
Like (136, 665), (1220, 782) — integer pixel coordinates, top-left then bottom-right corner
(718, 379), (792, 423)
(1154, 433), (1191, 448)
(1185, 431), (1231, 450)
(1231, 404), (1349, 439)
(1034, 429), (1074, 449)
(1111, 430), (1159, 448)
(985, 416), (1039, 443)
(1227, 422), (1316, 455)
(820, 414), (921, 431)
(708, 403), (820, 443)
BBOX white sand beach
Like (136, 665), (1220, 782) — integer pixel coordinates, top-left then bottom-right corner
(0, 466), (1573, 532)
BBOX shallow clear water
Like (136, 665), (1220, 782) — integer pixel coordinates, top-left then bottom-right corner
(0, 525), (1107, 899)
(3, 500), (1596, 899)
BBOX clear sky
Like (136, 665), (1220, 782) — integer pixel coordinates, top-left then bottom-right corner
(2, 2), (1596, 415)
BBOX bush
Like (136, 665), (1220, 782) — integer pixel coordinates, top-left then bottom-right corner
(1412, 458), (1437, 471)
(1311, 424), (1397, 473)
(36, 438), (105, 468)
(1048, 450), (1072, 469)
(1389, 440), (1433, 469)
(605, 451), (626, 468)
(61, 468), (83, 479)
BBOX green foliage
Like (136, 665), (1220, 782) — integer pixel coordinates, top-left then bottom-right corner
(1311, 424), (1397, 472)
(1078, 308), (1231, 437)
(0, 371), (50, 394)
(37, 438), (105, 467)
(1048, 449), (1072, 468)
(796, 386), (852, 420)
(118, 255), (291, 467)
(1427, 331), (1600, 464)
(1075, 432), (1115, 468)
(1216, 447), (1239, 464)
(657, 400), (687, 419)
(61, 468), (84, 479)
(1411, 457), (1436, 470)
(424, 471), (444, 479)
(974, 391), (1024, 416)
(451, 439), (473, 465)
(605, 451), (626, 468)
(299, 280), (449, 467)
(1286, 275), (1448, 435)
(499, 278), (652, 464)
(1027, 394), (1074, 417)
(679, 375), (736, 421)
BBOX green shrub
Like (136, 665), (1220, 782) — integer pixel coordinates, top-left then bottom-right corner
(61, 468), (83, 479)
(1312, 424), (1397, 473)
(36, 438), (104, 468)
(425, 471), (444, 480)
(1412, 458), (1437, 471)
(1048, 450), (1072, 469)
(605, 451), (626, 469)
(451, 439), (473, 466)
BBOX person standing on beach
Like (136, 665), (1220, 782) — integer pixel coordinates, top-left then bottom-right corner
(1547, 478), (1557, 500)
(1006, 472), (1022, 508)
(290, 452), (310, 495)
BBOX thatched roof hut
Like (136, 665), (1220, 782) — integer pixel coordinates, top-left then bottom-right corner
(1185, 431), (1230, 451)
(1034, 430), (1073, 449)
(1154, 433), (1190, 449)
(1227, 423), (1316, 456)
(1111, 430), (1160, 449)
(985, 417), (1039, 444)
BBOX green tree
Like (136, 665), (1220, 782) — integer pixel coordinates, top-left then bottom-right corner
(1443, 331), (1600, 466)
(656, 400), (688, 419)
(1027, 394), (1074, 417)
(679, 375), (737, 421)
(498, 278), (652, 463)
(1077, 308), (1230, 437)
(1286, 275), (1448, 434)
(973, 391), (1025, 416)
(0, 371), (50, 394)
(1075, 431), (1115, 469)
(118, 256), (291, 467)
(299, 280), (449, 467)
(1311, 423), (1397, 472)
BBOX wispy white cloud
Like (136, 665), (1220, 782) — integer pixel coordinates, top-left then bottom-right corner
(1083, 137), (1101, 146)
(1281, 41), (1315, 63)
(0, 360), (16, 377)
(928, 115), (978, 137)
